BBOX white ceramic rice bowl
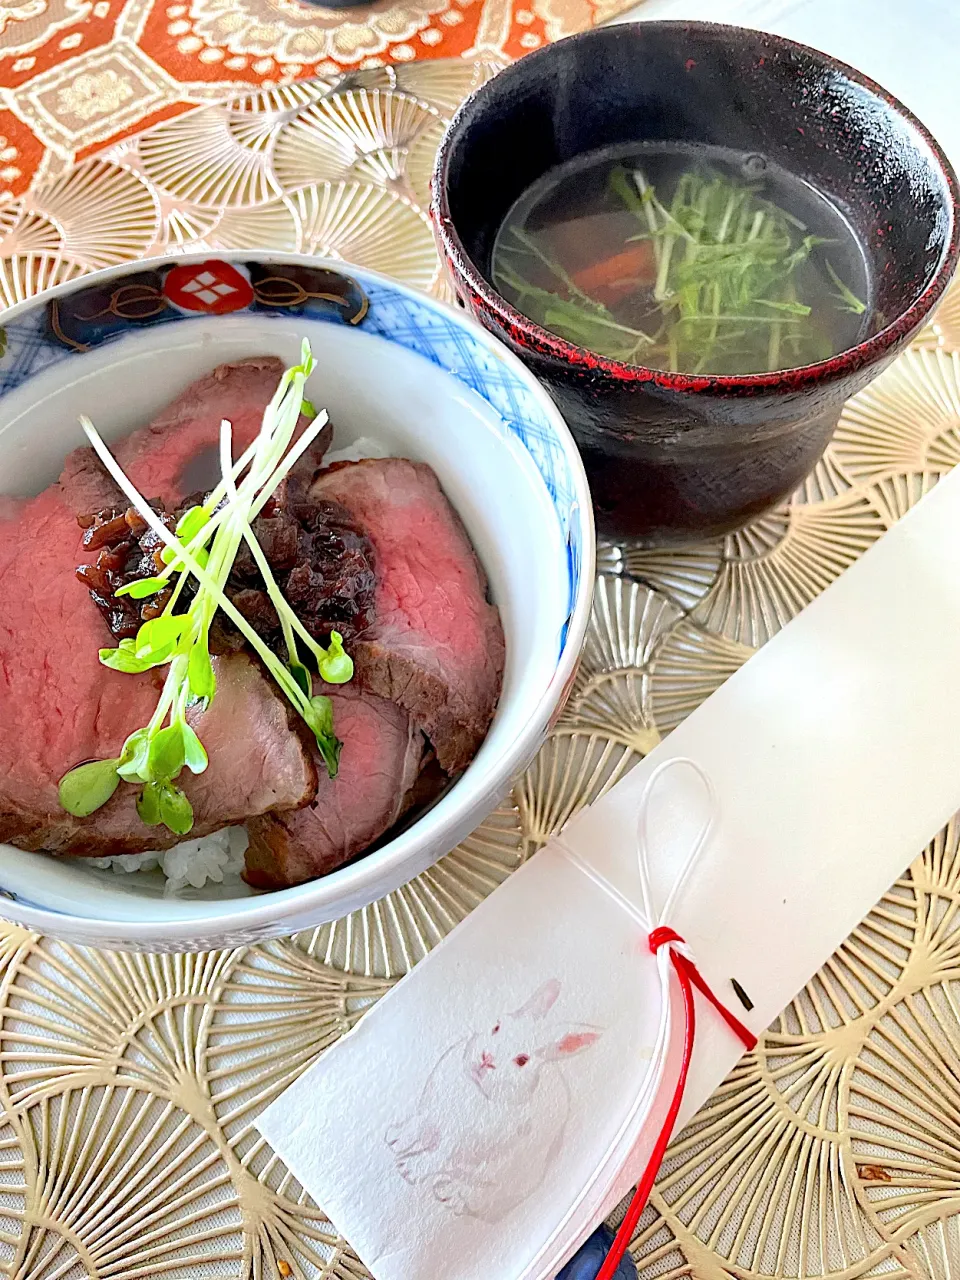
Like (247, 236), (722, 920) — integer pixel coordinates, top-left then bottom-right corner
(0, 252), (594, 951)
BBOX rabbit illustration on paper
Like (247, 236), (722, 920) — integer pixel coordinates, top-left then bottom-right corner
(384, 979), (602, 1223)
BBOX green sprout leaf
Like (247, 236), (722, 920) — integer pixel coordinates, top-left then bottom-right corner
(175, 505), (210, 543)
(100, 639), (163, 674)
(135, 614), (189, 660)
(305, 694), (342, 778)
(306, 693), (334, 736)
(136, 781), (163, 826)
(318, 630), (354, 685)
(120, 727), (149, 764)
(117, 727), (151, 782)
(187, 641), (216, 702)
(146, 722), (186, 783)
(115, 575), (168, 600)
(182, 723), (208, 774)
(158, 784), (194, 836)
(289, 659), (312, 698)
(301, 398), (317, 421)
(58, 758), (121, 817)
(315, 733), (342, 779)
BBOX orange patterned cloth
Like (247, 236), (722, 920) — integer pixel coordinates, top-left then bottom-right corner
(0, 0), (632, 204)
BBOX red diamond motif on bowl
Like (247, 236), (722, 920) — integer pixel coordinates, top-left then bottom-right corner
(163, 261), (254, 315)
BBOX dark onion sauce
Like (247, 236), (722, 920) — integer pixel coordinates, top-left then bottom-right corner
(77, 468), (377, 658)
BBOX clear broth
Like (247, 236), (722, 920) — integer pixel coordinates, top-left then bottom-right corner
(491, 142), (874, 376)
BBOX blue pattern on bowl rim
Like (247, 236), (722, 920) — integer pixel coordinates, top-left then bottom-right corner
(0, 254), (589, 919)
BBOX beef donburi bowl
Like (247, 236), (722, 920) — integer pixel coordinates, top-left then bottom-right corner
(0, 252), (594, 952)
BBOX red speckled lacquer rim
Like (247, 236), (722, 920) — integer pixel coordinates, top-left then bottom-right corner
(432, 21), (960, 397)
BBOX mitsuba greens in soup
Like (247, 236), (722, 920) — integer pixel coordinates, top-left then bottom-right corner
(491, 142), (873, 376)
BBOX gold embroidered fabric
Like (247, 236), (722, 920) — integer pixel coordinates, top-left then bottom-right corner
(0, 0), (638, 208)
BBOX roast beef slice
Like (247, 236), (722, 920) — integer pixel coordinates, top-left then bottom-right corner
(245, 683), (425, 888)
(310, 459), (505, 774)
(59, 356), (329, 514)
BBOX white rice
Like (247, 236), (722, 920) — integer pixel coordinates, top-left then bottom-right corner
(87, 434), (391, 897)
(322, 435), (389, 466)
(88, 826), (249, 896)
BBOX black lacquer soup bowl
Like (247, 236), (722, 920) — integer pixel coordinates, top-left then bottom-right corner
(433, 22), (960, 543)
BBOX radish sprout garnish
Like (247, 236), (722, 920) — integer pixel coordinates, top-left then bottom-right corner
(58, 340), (353, 837)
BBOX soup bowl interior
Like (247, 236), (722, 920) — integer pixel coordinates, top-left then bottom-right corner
(436, 20), (958, 373)
(0, 253), (593, 951)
